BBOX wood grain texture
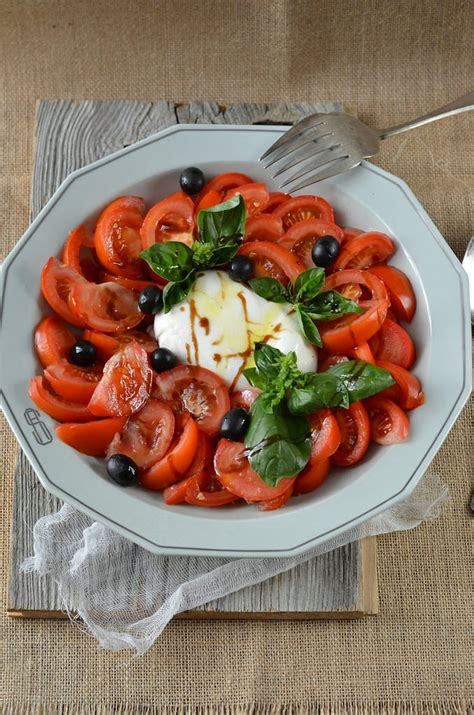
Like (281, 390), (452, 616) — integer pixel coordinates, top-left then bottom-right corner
(8, 98), (377, 619)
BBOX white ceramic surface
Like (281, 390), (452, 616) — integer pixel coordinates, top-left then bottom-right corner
(0, 125), (471, 557)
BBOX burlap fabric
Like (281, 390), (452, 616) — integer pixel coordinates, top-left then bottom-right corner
(1, 1), (472, 712)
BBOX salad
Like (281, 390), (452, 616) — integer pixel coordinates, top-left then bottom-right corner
(29, 168), (424, 510)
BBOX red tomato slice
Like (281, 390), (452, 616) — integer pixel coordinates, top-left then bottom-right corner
(342, 226), (363, 241)
(364, 396), (410, 445)
(141, 191), (194, 249)
(333, 232), (395, 271)
(258, 484), (294, 511)
(199, 172), (253, 199)
(88, 342), (152, 417)
(83, 329), (157, 361)
(29, 376), (95, 423)
(40, 257), (88, 327)
(368, 265), (416, 322)
(163, 433), (213, 505)
(237, 240), (304, 285)
(107, 398), (175, 469)
(225, 183), (270, 216)
(369, 318), (416, 369)
(294, 459), (330, 495)
(34, 316), (76, 368)
(278, 218), (344, 267)
(44, 360), (103, 404)
(94, 196), (146, 278)
(376, 360), (424, 410)
(272, 195), (335, 228)
(349, 341), (375, 363)
(153, 365), (230, 437)
(140, 414), (200, 490)
(320, 270), (389, 353)
(69, 281), (143, 333)
(185, 475), (239, 507)
(318, 354), (350, 371)
(263, 192), (289, 213)
(62, 224), (95, 274)
(193, 189), (223, 217)
(332, 402), (370, 466)
(230, 387), (261, 410)
(244, 215), (284, 242)
(308, 409), (341, 462)
(55, 417), (126, 456)
(98, 272), (163, 292)
(214, 440), (295, 502)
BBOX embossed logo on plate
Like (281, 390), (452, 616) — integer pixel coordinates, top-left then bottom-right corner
(24, 408), (53, 445)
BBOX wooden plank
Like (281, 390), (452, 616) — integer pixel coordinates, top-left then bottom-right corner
(8, 99), (377, 619)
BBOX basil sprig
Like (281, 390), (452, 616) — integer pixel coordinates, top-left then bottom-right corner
(250, 268), (363, 347)
(140, 195), (246, 312)
(243, 343), (395, 485)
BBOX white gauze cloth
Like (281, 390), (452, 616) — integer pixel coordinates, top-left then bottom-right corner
(22, 472), (448, 654)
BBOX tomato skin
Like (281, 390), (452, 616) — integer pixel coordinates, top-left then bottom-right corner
(163, 433), (213, 505)
(258, 484), (294, 510)
(376, 360), (424, 410)
(140, 414), (200, 490)
(199, 172), (253, 200)
(41, 257), (87, 327)
(332, 402), (370, 467)
(342, 226), (363, 241)
(294, 459), (330, 495)
(69, 281), (143, 333)
(237, 240), (304, 285)
(244, 215), (284, 242)
(34, 316), (76, 368)
(193, 189), (223, 217)
(55, 417), (126, 456)
(225, 183), (270, 216)
(88, 342), (152, 418)
(364, 396), (410, 445)
(272, 195), (335, 227)
(141, 191), (194, 249)
(153, 365), (230, 437)
(369, 318), (416, 369)
(333, 232), (395, 271)
(29, 376), (95, 423)
(83, 329), (158, 361)
(107, 399), (175, 469)
(62, 224), (94, 274)
(368, 265), (416, 322)
(263, 192), (289, 213)
(349, 342), (375, 363)
(278, 218), (344, 267)
(44, 360), (103, 404)
(230, 387), (261, 410)
(185, 477), (239, 507)
(98, 273), (163, 292)
(308, 409), (341, 462)
(318, 354), (350, 372)
(94, 196), (146, 278)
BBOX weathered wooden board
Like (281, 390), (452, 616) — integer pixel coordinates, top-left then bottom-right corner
(8, 99), (378, 619)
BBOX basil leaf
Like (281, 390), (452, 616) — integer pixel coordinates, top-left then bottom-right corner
(294, 267), (325, 302)
(306, 290), (363, 321)
(326, 359), (395, 402)
(253, 343), (286, 380)
(246, 397), (309, 447)
(288, 373), (350, 415)
(209, 240), (240, 266)
(248, 438), (311, 484)
(197, 194), (246, 246)
(296, 306), (322, 347)
(242, 367), (267, 390)
(140, 241), (194, 282)
(162, 273), (196, 313)
(249, 277), (290, 303)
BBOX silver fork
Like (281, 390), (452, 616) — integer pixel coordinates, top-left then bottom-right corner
(261, 92), (474, 191)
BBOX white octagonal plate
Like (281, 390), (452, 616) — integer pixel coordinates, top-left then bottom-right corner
(0, 125), (471, 557)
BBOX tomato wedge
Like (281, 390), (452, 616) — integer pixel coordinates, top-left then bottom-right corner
(332, 402), (370, 467)
(376, 360), (424, 410)
(141, 191), (194, 249)
(225, 183), (270, 216)
(230, 387), (261, 410)
(44, 360), (103, 404)
(237, 240), (304, 285)
(29, 376), (95, 423)
(163, 433), (213, 505)
(258, 484), (294, 511)
(199, 172), (253, 199)
(365, 396), (410, 445)
(369, 318), (416, 369)
(320, 270), (389, 353)
(83, 329), (157, 360)
(94, 196), (146, 279)
(263, 192), (289, 213)
(368, 265), (416, 322)
(185, 476), (238, 507)
(34, 316), (76, 368)
(98, 273), (163, 292)
(333, 232), (395, 271)
(55, 417), (126, 456)
(342, 226), (363, 241)
(140, 414), (200, 490)
(40, 257), (87, 327)
(62, 224), (95, 274)
(308, 409), (341, 462)
(272, 195), (335, 228)
(193, 189), (223, 217)
(69, 281), (143, 333)
(88, 342), (152, 417)
(349, 341), (375, 363)
(107, 399), (175, 469)
(294, 459), (330, 495)
(244, 215), (284, 242)
(214, 440), (295, 502)
(318, 353), (350, 371)
(278, 218), (344, 267)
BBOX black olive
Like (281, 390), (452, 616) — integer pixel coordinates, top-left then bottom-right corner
(219, 407), (251, 441)
(179, 167), (205, 195)
(150, 347), (178, 373)
(311, 235), (340, 267)
(228, 255), (254, 282)
(138, 285), (164, 314)
(106, 454), (138, 486)
(69, 340), (97, 367)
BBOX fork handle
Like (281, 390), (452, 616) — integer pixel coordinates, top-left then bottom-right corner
(378, 91), (474, 139)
